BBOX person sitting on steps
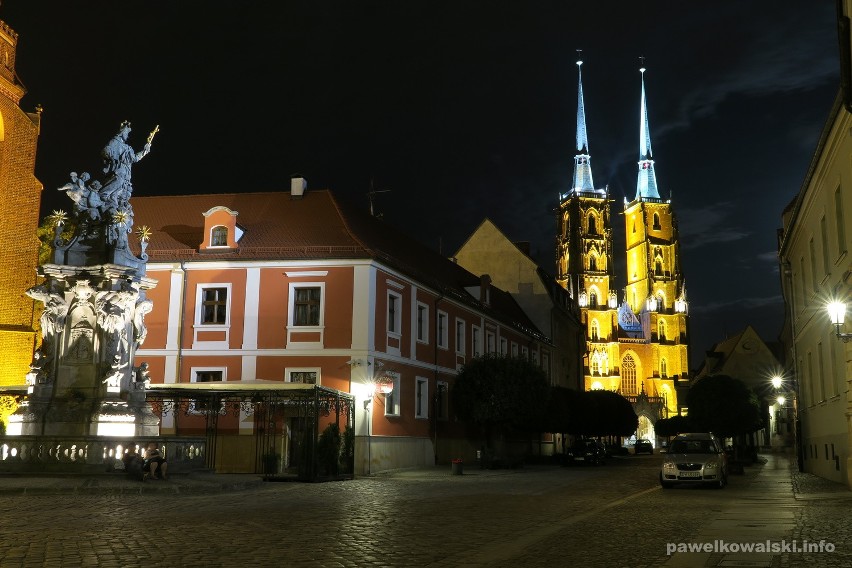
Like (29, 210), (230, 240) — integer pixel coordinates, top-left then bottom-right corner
(143, 442), (168, 480)
(121, 443), (144, 481)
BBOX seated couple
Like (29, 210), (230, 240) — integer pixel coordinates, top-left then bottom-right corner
(123, 442), (168, 480)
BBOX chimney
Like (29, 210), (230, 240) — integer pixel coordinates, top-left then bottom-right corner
(480, 274), (491, 305)
(291, 177), (307, 199)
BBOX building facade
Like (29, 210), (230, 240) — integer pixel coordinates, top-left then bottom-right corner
(556, 59), (689, 443)
(778, 92), (852, 485)
(133, 183), (555, 474)
(0, 18), (42, 398)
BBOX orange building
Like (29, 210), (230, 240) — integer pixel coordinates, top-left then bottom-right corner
(133, 180), (553, 474)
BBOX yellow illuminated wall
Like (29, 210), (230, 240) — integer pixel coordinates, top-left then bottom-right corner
(0, 19), (43, 424)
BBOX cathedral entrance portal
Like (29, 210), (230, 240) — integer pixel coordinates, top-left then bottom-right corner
(637, 414), (655, 444)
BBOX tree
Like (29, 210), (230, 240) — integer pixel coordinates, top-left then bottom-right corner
(654, 415), (693, 438)
(452, 354), (551, 447)
(686, 374), (764, 439)
(574, 390), (638, 437)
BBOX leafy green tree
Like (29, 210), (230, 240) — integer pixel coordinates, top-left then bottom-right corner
(686, 374), (764, 439)
(452, 354), (551, 447)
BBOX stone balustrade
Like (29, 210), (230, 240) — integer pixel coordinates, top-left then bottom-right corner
(0, 436), (207, 474)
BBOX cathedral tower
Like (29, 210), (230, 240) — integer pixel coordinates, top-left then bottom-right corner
(0, 17), (43, 389)
(622, 64), (689, 413)
(556, 56), (620, 395)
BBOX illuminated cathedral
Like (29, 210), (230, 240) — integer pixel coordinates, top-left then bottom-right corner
(0, 19), (42, 400)
(556, 58), (689, 441)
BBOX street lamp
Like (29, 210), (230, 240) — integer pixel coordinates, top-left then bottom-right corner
(827, 301), (852, 342)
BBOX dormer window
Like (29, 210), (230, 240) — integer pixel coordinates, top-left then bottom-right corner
(200, 206), (242, 251)
(211, 226), (228, 247)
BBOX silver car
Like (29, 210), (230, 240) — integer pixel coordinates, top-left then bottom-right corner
(660, 432), (728, 489)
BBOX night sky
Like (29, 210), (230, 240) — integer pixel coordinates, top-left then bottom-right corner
(2, 2), (840, 368)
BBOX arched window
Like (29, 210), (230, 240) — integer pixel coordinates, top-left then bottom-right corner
(591, 356), (601, 376)
(653, 213), (661, 230)
(658, 319), (667, 341)
(590, 319), (599, 341)
(589, 255), (597, 271)
(655, 260), (663, 276)
(588, 213), (597, 235)
(660, 358), (668, 378)
(621, 354), (637, 395)
(211, 226), (228, 247)
(589, 292), (598, 308)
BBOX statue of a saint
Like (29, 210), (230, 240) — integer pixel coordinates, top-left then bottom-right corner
(99, 121), (156, 208)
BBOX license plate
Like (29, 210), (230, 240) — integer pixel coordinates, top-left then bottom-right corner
(679, 471), (701, 478)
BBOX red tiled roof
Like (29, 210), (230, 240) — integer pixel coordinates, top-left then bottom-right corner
(131, 189), (547, 341)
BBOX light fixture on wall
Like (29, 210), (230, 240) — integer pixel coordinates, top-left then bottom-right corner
(827, 301), (852, 342)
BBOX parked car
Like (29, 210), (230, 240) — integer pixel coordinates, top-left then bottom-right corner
(567, 439), (607, 466)
(660, 432), (728, 489)
(634, 439), (653, 455)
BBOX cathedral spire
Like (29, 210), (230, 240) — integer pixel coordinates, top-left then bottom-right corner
(572, 53), (595, 193)
(635, 62), (661, 200)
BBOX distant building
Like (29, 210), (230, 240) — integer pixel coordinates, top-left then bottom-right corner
(555, 58), (689, 442)
(693, 326), (787, 449)
(132, 183), (555, 474)
(0, 18), (42, 392)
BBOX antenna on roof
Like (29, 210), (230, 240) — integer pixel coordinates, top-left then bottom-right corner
(367, 178), (391, 218)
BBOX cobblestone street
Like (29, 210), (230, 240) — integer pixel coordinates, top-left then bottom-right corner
(0, 452), (848, 567)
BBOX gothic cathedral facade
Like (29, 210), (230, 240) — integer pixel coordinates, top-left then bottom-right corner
(556, 59), (688, 440)
(0, 18), (42, 391)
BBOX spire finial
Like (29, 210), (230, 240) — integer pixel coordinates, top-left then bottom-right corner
(639, 55), (646, 73)
(576, 49), (583, 66)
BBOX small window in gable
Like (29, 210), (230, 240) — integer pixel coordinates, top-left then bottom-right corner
(211, 226), (228, 247)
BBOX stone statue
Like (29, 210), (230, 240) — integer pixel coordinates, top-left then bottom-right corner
(96, 282), (137, 363)
(99, 121), (157, 209)
(26, 284), (68, 340)
(133, 297), (153, 348)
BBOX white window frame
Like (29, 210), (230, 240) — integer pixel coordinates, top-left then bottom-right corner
(193, 283), (232, 349)
(455, 319), (466, 355)
(437, 310), (449, 349)
(416, 302), (429, 344)
(287, 282), (326, 348)
(384, 372), (401, 417)
(486, 331), (496, 354)
(414, 376), (429, 419)
(189, 366), (226, 414)
(511, 342), (519, 357)
(472, 325), (482, 357)
(387, 291), (402, 336)
(521, 346), (529, 360)
(500, 337), (508, 355)
(285, 367), (321, 385)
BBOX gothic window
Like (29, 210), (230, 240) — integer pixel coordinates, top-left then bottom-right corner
(590, 319), (599, 341)
(621, 354), (637, 395)
(589, 292), (598, 308)
(653, 213), (661, 230)
(660, 358), (668, 378)
(588, 213), (597, 235)
(591, 354), (601, 376)
(658, 319), (667, 341)
(655, 260), (663, 276)
(589, 256), (597, 271)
